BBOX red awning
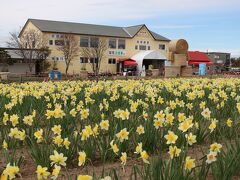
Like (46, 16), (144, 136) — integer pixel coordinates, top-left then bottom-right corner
(188, 61), (213, 65)
(123, 59), (138, 66)
(188, 51), (213, 66)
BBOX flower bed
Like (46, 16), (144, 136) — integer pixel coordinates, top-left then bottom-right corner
(0, 78), (240, 179)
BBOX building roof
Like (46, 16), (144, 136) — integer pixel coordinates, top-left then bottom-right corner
(24, 19), (170, 41)
(188, 51), (212, 62)
(0, 48), (46, 60)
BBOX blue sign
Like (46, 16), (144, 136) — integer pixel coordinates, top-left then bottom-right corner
(49, 71), (62, 79)
(199, 63), (206, 76)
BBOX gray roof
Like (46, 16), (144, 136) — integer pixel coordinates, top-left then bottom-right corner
(0, 48), (42, 60)
(26, 19), (170, 41)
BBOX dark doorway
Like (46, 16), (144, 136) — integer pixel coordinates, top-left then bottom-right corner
(143, 59), (165, 76)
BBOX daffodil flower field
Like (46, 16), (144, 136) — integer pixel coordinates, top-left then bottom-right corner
(1, 78), (240, 179)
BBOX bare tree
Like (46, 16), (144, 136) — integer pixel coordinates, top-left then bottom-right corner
(57, 34), (79, 76)
(6, 29), (49, 73)
(81, 38), (108, 81)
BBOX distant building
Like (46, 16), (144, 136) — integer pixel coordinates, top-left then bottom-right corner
(187, 51), (213, 75)
(0, 47), (48, 74)
(206, 52), (231, 71)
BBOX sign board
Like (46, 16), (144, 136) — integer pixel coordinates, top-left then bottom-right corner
(199, 63), (206, 76)
(108, 50), (126, 56)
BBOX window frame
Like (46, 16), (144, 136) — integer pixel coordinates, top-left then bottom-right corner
(139, 45), (147, 50)
(80, 57), (89, 63)
(109, 38), (117, 49)
(49, 40), (53, 45)
(159, 44), (166, 50)
(90, 57), (99, 64)
(55, 40), (64, 46)
(118, 39), (126, 49)
(90, 37), (99, 48)
(108, 58), (116, 64)
(80, 36), (89, 47)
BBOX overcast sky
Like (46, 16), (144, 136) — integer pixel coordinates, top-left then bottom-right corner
(0, 0), (240, 57)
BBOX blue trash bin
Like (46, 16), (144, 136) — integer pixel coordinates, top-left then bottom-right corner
(57, 72), (62, 79)
(49, 71), (55, 79)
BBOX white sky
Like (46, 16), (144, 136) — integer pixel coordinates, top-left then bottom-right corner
(0, 0), (240, 56)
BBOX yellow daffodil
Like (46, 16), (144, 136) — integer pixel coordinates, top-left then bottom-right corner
(140, 151), (150, 164)
(63, 138), (71, 149)
(51, 125), (62, 135)
(185, 133), (197, 146)
(210, 143), (222, 153)
(51, 165), (61, 180)
(1, 163), (19, 180)
(164, 131), (178, 144)
(77, 175), (93, 180)
(78, 151), (87, 166)
(136, 125), (145, 135)
(120, 152), (127, 166)
(34, 129), (44, 143)
(53, 135), (63, 146)
(184, 156), (195, 171)
(2, 140), (8, 150)
(206, 151), (217, 164)
(168, 145), (181, 159)
(116, 128), (129, 142)
(9, 114), (19, 127)
(110, 140), (119, 154)
(100, 120), (109, 131)
(226, 118), (233, 127)
(134, 142), (143, 154)
(50, 150), (67, 166)
(36, 165), (50, 180)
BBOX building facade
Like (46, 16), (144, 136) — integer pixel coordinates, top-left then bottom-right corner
(206, 52), (231, 72)
(20, 19), (170, 75)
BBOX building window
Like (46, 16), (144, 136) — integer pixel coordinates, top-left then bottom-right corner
(159, 44), (165, 50)
(109, 38), (116, 49)
(56, 57), (59, 61)
(49, 40), (53, 45)
(90, 37), (99, 48)
(55, 40), (64, 46)
(214, 55), (220, 59)
(60, 57), (64, 61)
(118, 39), (125, 49)
(139, 45), (146, 50)
(135, 45), (138, 50)
(148, 46), (151, 50)
(52, 34), (55, 38)
(80, 37), (89, 47)
(90, 58), (98, 63)
(80, 57), (88, 63)
(108, 58), (116, 64)
(52, 57), (55, 61)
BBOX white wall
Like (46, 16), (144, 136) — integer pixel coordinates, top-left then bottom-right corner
(0, 63), (36, 74)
